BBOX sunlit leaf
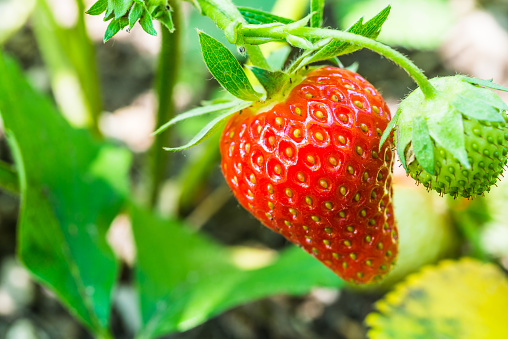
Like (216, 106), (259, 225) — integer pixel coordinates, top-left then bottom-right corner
(132, 204), (343, 338)
(366, 258), (508, 339)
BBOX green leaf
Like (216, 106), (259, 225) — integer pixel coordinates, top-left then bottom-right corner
(366, 259), (508, 339)
(132, 204), (342, 338)
(164, 101), (252, 151)
(427, 106), (470, 169)
(140, 9), (157, 36)
(86, 0), (108, 15)
(460, 75), (508, 92)
(198, 31), (263, 101)
(249, 67), (289, 100)
(154, 100), (248, 135)
(310, 0), (325, 28)
(128, 1), (143, 31)
(238, 7), (295, 25)
(452, 94), (506, 123)
(104, 17), (128, 42)
(114, 0), (133, 19)
(0, 160), (18, 195)
(296, 5), (391, 67)
(412, 116), (435, 174)
(104, 5), (115, 21)
(460, 82), (508, 112)
(0, 54), (131, 335)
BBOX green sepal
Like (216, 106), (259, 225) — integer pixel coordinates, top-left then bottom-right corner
(426, 105), (469, 169)
(412, 116), (435, 174)
(86, 0), (108, 15)
(198, 31), (263, 102)
(460, 75), (508, 93)
(114, 0), (133, 19)
(396, 112), (413, 172)
(310, 0), (325, 28)
(153, 100), (248, 136)
(286, 13), (313, 30)
(292, 5), (390, 69)
(379, 108), (400, 152)
(452, 94), (506, 123)
(327, 57), (344, 68)
(164, 101), (252, 151)
(345, 61), (359, 72)
(286, 34), (314, 49)
(104, 17), (129, 42)
(153, 4), (175, 32)
(249, 67), (289, 100)
(128, 2), (143, 31)
(238, 7), (294, 25)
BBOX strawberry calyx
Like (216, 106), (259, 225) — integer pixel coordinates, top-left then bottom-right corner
(381, 75), (508, 197)
(86, 0), (174, 41)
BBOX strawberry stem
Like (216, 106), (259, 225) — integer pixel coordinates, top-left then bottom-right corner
(193, 0), (270, 69)
(241, 25), (438, 99)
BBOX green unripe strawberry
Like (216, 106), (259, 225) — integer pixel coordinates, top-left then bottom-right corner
(381, 75), (508, 198)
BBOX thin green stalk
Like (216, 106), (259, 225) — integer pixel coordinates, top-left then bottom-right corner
(241, 25), (437, 98)
(73, 0), (103, 136)
(34, 0), (102, 136)
(0, 160), (19, 195)
(146, 1), (181, 209)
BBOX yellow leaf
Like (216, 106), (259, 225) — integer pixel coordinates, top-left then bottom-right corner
(366, 258), (508, 339)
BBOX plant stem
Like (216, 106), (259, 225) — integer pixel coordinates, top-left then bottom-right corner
(241, 26), (437, 98)
(0, 160), (19, 195)
(34, 0), (102, 136)
(190, 0), (270, 69)
(146, 1), (181, 209)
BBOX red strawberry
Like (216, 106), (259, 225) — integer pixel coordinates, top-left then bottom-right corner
(220, 67), (397, 284)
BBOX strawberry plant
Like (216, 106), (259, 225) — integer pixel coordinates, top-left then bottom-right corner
(1, 0), (508, 338)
